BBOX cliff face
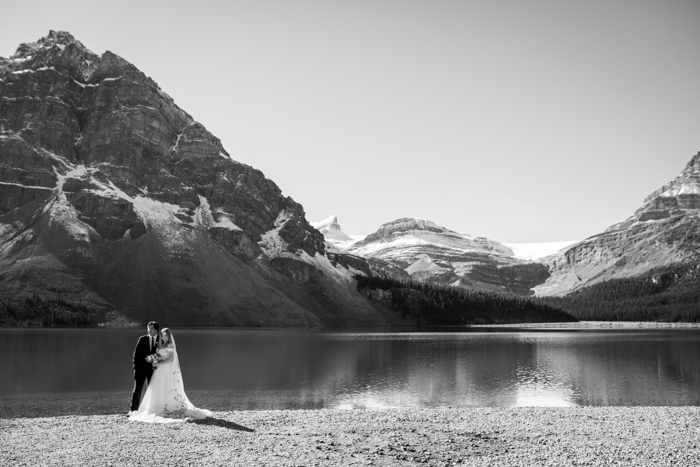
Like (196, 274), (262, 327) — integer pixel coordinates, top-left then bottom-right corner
(0, 31), (394, 326)
(535, 152), (700, 296)
(344, 218), (549, 295)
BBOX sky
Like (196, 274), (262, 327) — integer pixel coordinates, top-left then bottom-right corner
(2, 0), (699, 243)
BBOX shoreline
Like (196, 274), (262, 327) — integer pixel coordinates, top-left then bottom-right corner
(3, 320), (700, 330)
(470, 320), (700, 328)
(3, 406), (699, 466)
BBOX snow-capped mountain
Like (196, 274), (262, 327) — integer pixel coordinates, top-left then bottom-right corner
(535, 152), (700, 296)
(312, 148), (700, 299)
(310, 215), (352, 241)
(0, 31), (399, 327)
(310, 215), (366, 254)
(339, 218), (550, 295)
(350, 218), (513, 257)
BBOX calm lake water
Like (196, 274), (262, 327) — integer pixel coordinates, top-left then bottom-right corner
(2, 326), (700, 409)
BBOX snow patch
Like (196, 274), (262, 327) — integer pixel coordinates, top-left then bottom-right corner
(292, 249), (359, 284)
(194, 195), (215, 228)
(11, 66), (57, 75)
(130, 196), (198, 255)
(505, 241), (579, 260)
(213, 212), (241, 231)
(258, 210), (293, 257)
(406, 255), (443, 274)
(0, 181), (53, 191)
(197, 197), (243, 231)
(48, 165), (94, 242)
(46, 164), (197, 253)
(171, 132), (183, 151)
(326, 235), (366, 251)
(194, 196), (241, 231)
(72, 76), (123, 88)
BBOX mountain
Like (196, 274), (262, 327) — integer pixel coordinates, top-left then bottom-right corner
(309, 215), (353, 242)
(535, 152), (700, 296)
(0, 31), (401, 327)
(343, 218), (550, 295)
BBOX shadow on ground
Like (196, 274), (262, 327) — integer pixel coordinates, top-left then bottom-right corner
(193, 417), (255, 431)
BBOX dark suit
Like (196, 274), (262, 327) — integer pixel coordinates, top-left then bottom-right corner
(131, 334), (160, 411)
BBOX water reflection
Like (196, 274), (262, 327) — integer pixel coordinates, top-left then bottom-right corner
(2, 328), (700, 409)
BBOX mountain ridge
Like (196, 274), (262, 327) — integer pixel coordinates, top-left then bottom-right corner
(534, 150), (700, 296)
(1, 31), (697, 324)
(310, 149), (700, 300)
(0, 31), (403, 327)
(331, 217), (551, 295)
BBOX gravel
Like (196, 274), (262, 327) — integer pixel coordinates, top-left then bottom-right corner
(2, 394), (700, 466)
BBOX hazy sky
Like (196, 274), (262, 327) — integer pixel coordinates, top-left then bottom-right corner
(2, 1), (699, 243)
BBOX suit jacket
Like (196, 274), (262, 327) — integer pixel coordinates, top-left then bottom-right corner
(133, 334), (160, 372)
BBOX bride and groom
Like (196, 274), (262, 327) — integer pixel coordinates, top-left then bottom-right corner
(128, 321), (212, 423)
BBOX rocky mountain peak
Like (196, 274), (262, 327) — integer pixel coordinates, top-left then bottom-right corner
(342, 217), (543, 295)
(353, 218), (512, 255)
(13, 30), (93, 58)
(358, 218), (453, 244)
(310, 215), (352, 241)
(535, 150), (700, 297)
(3, 30), (99, 83)
(635, 151), (700, 222)
(0, 32), (393, 327)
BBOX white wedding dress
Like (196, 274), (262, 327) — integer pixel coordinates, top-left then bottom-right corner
(129, 335), (212, 423)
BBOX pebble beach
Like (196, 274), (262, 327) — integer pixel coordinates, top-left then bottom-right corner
(2, 394), (699, 466)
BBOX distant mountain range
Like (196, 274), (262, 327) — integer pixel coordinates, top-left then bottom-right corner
(312, 153), (700, 298)
(1, 31), (698, 326)
(312, 215), (576, 261)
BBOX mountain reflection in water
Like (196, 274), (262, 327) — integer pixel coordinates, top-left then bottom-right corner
(2, 328), (700, 409)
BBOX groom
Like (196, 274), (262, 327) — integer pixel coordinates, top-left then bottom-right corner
(129, 321), (160, 414)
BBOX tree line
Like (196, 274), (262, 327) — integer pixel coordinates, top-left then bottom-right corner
(535, 263), (700, 322)
(355, 273), (577, 325)
(0, 292), (95, 326)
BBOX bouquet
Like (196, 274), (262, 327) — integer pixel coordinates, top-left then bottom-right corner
(146, 353), (162, 368)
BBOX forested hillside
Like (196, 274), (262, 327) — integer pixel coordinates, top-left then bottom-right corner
(536, 263), (700, 322)
(355, 274), (577, 325)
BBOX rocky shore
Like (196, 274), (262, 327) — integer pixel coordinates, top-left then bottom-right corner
(2, 394), (699, 466)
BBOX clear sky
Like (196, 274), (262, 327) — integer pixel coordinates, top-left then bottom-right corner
(2, 0), (699, 243)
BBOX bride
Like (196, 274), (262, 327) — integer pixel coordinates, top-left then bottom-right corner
(129, 328), (212, 423)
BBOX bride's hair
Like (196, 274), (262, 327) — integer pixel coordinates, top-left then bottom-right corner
(161, 328), (174, 346)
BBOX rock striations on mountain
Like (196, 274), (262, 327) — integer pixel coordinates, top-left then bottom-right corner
(0, 31), (400, 326)
(342, 218), (550, 295)
(535, 152), (700, 296)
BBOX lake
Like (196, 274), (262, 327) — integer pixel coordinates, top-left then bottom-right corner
(2, 326), (700, 410)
